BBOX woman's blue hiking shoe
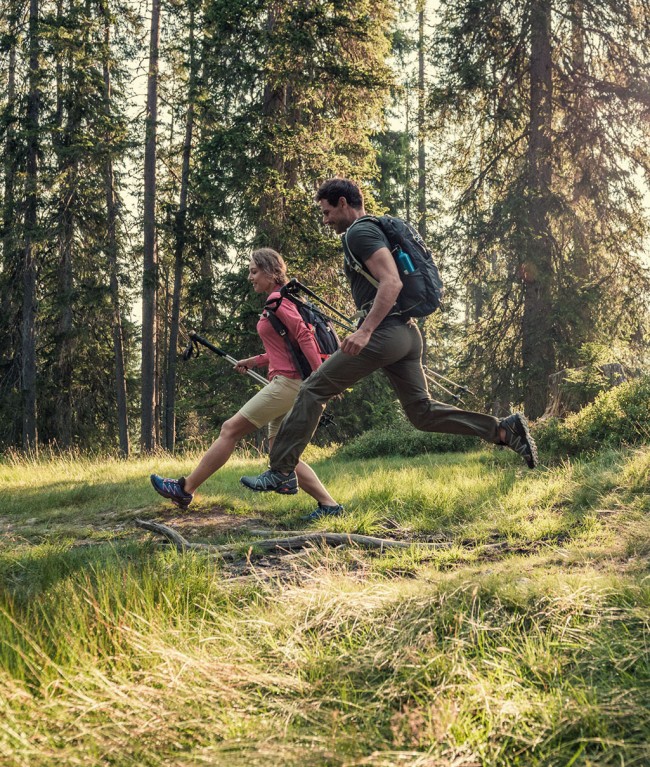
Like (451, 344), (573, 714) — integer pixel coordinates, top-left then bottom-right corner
(150, 474), (193, 509)
(303, 503), (344, 522)
(240, 469), (298, 495)
(498, 414), (538, 469)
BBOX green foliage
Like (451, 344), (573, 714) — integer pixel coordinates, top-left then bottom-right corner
(337, 420), (474, 459)
(169, 0), (396, 449)
(561, 343), (617, 408)
(534, 374), (650, 456)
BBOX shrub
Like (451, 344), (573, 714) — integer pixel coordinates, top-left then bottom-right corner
(534, 375), (650, 456)
(336, 422), (475, 460)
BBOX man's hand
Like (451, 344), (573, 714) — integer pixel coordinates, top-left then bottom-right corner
(340, 326), (372, 356)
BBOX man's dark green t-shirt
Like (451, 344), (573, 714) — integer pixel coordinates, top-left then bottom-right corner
(341, 217), (392, 314)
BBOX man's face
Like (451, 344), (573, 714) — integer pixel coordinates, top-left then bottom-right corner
(319, 198), (354, 234)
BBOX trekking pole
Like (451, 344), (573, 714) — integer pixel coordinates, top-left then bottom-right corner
(422, 371), (466, 404)
(423, 367), (475, 397)
(184, 331), (268, 386)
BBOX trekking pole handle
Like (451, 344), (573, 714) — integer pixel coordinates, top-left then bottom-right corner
(188, 332), (268, 386)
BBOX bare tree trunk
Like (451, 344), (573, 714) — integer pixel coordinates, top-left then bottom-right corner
(2, 2), (22, 446)
(53, 0), (76, 448)
(100, 0), (129, 456)
(416, 1), (429, 365)
(522, 0), (555, 418)
(21, 0), (40, 454)
(404, 85), (411, 222)
(165, 2), (197, 451)
(417, 0), (426, 241)
(141, 0), (161, 452)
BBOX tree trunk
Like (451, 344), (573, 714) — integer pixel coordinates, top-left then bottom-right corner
(404, 86), (412, 223)
(522, 0), (555, 418)
(165, 3), (197, 451)
(21, 0), (40, 454)
(2, 2), (19, 325)
(53, 0), (76, 448)
(141, 0), (161, 452)
(101, 0), (129, 456)
(417, 0), (426, 241)
(567, 0), (592, 360)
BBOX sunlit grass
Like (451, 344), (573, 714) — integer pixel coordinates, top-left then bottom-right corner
(1, 444), (649, 765)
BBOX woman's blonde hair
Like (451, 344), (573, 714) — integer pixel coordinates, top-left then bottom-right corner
(250, 248), (288, 286)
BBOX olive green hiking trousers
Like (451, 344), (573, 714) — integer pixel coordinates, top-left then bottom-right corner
(269, 320), (501, 474)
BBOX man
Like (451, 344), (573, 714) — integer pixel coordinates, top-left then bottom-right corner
(240, 178), (537, 505)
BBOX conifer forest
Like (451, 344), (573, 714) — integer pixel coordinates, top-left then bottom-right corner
(1, 0), (649, 456)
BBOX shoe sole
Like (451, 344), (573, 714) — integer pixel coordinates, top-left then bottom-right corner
(170, 497), (192, 509)
(274, 485), (298, 495)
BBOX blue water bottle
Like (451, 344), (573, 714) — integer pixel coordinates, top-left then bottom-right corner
(396, 248), (415, 274)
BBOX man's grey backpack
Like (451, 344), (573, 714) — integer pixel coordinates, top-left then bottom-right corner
(344, 215), (444, 318)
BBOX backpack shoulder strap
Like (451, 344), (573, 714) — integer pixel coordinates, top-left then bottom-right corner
(263, 296), (311, 379)
(342, 217), (382, 289)
(263, 296), (287, 336)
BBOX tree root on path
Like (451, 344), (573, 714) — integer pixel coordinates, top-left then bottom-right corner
(134, 518), (437, 559)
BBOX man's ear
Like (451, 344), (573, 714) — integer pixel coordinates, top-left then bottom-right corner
(337, 196), (348, 209)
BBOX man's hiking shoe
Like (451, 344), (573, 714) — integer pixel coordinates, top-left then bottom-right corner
(499, 413), (538, 469)
(240, 469), (298, 495)
(303, 503), (344, 522)
(150, 474), (193, 509)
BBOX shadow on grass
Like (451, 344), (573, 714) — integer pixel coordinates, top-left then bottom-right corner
(0, 540), (154, 606)
(0, 478), (160, 520)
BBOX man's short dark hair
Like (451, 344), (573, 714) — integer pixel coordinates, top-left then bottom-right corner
(316, 178), (363, 209)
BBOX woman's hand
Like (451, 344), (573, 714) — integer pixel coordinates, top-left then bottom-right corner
(234, 357), (256, 374)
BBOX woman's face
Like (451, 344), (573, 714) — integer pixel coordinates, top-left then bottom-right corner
(248, 260), (277, 294)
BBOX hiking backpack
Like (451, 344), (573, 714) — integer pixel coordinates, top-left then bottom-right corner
(263, 289), (340, 379)
(344, 215), (444, 318)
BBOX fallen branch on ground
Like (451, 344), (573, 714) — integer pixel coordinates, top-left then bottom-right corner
(134, 519), (522, 561)
(135, 518), (423, 558)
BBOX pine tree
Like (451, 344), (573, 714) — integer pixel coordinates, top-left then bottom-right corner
(429, 0), (650, 417)
(1, 0), (138, 452)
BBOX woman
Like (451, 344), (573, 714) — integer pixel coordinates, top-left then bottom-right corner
(150, 248), (343, 521)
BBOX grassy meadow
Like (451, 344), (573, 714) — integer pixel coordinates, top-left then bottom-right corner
(1, 443), (649, 766)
